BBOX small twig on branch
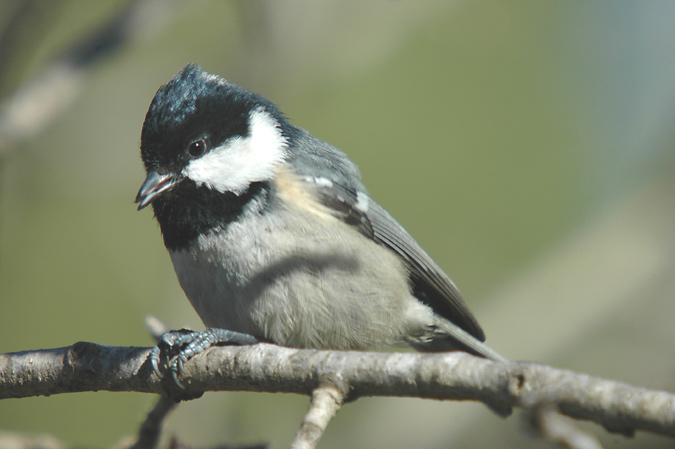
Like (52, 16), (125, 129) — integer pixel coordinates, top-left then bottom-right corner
(1, 342), (674, 446)
(125, 316), (177, 449)
(127, 396), (178, 449)
(291, 383), (346, 449)
(530, 403), (604, 449)
(145, 315), (171, 342)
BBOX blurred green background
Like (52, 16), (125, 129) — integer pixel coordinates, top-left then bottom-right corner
(1, 1), (674, 448)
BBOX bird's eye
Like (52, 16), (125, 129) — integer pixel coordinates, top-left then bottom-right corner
(187, 139), (207, 158)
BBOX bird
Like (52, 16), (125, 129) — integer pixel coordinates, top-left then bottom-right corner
(136, 63), (505, 382)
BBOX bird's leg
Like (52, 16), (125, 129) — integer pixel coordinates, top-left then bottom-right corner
(150, 328), (258, 389)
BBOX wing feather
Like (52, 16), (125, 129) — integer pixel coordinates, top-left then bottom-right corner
(301, 175), (485, 341)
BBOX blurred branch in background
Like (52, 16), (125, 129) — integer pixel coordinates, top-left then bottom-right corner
(0, 0), (180, 155)
(0, 0), (63, 95)
(483, 174), (675, 363)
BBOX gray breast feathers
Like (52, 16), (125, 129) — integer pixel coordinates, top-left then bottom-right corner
(169, 175), (433, 350)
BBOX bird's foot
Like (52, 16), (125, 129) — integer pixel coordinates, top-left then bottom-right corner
(150, 328), (257, 389)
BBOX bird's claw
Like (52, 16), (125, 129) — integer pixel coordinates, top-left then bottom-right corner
(149, 328), (257, 389)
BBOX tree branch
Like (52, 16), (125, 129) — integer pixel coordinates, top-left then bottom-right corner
(530, 404), (604, 449)
(127, 388), (177, 449)
(1, 342), (674, 445)
(291, 383), (345, 449)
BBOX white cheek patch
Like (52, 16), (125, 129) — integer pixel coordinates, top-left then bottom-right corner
(183, 108), (287, 194)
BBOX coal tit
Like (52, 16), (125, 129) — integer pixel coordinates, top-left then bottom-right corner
(136, 64), (505, 380)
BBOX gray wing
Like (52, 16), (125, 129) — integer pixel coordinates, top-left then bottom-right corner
(300, 175), (486, 342)
(287, 128), (485, 340)
(366, 201), (485, 341)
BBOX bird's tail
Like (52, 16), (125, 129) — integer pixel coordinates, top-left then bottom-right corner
(411, 316), (508, 362)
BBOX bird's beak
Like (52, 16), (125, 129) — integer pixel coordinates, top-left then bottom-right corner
(135, 171), (181, 210)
